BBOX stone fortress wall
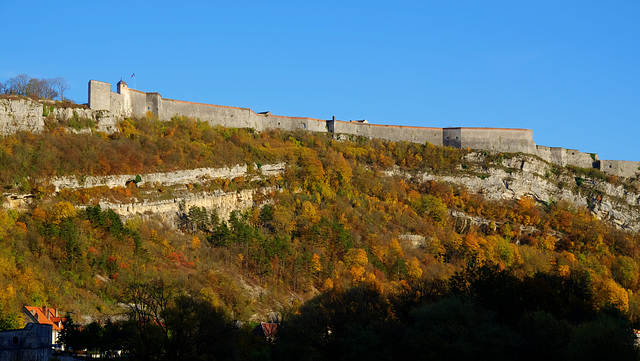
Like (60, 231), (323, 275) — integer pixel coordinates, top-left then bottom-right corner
(90, 80), (640, 177)
(4, 79), (639, 178)
(0, 323), (53, 361)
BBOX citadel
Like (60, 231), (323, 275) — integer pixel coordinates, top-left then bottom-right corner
(1, 79), (639, 178)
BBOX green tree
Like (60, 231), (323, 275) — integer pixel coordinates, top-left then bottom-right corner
(611, 256), (639, 289)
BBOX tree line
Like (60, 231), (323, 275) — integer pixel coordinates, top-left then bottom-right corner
(57, 268), (639, 361)
(0, 73), (69, 100)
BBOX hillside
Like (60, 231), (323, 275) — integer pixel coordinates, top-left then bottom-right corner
(0, 115), (639, 358)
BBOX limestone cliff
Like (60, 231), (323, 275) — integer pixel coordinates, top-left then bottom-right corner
(0, 98), (118, 134)
(408, 153), (640, 232)
(3, 152), (638, 233)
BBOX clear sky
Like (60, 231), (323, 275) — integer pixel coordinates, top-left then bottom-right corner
(1, 1), (638, 161)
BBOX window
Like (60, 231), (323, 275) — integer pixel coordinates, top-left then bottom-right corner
(13, 336), (18, 345)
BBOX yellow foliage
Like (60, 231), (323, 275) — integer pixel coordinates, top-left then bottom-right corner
(325, 150), (353, 187)
(322, 277), (334, 291)
(19, 267), (47, 305)
(350, 266), (366, 282)
(512, 246), (523, 266)
(301, 201), (320, 224)
(344, 248), (368, 269)
(191, 236), (201, 250)
(32, 207), (46, 223)
(558, 265), (571, 278)
(161, 239), (173, 255)
(364, 271), (378, 285)
(540, 235), (557, 251)
(273, 205), (296, 233)
(370, 244), (386, 263)
(236, 253), (244, 268)
(389, 238), (404, 258)
(5, 284), (15, 298)
(149, 230), (162, 244)
(594, 277), (629, 312)
(49, 201), (76, 224)
(517, 197), (535, 211)
(408, 257), (423, 280)
(311, 253), (322, 273)
(199, 287), (220, 307)
(562, 251), (578, 264)
(118, 118), (138, 139)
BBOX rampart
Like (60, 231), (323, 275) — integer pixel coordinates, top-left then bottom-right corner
(536, 146), (598, 169)
(81, 79), (640, 179)
(2, 79), (637, 179)
(599, 160), (640, 178)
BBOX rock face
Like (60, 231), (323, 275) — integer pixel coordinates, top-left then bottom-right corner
(409, 154), (640, 232)
(2, 147), (639, 232)
(3, 163), (286, 226)
(97, 187), (276, 226)
(48, 163), (285, 191)
(0, 99), (45, 133)
(0, 98), (118, 135)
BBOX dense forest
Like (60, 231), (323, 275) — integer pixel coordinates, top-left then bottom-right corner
(0, 115), (639, 359)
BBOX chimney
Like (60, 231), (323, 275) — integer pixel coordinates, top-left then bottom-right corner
(42, 306), (47, 318)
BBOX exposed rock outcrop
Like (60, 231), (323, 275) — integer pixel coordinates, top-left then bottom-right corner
(412, 154), (640, 232)
(97, 187), (277, 226)
(48, 163), (285, 191)
(0, 98), (118, 135)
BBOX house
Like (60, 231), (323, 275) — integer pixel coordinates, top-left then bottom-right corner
(252, 322), (278, 343)
(22, 306), (65, 346)
(0, 323), (53, 361)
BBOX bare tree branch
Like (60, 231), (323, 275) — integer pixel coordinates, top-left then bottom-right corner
(6, 73), (30, 96)
(52, 77), (69, 100)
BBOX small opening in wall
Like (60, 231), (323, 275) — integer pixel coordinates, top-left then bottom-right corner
(303, 123), (306, 128)
(13, 336), (18, 345)
(456, 137), (459, 140)
(148, 107), (150, 111)
(610, 165), (612, 168)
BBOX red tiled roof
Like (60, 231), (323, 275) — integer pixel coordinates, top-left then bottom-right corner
(23, 306), (65, 331)
(260, 322), (278, 338)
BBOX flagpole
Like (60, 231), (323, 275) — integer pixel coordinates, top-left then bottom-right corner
(131, 73), (136, 89)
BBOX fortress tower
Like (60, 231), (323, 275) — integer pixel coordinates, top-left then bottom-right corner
(117, 79), (128, 94)
(87, 80), (111, 110)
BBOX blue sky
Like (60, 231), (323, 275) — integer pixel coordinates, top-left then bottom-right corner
(1, 1), (638, 161)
